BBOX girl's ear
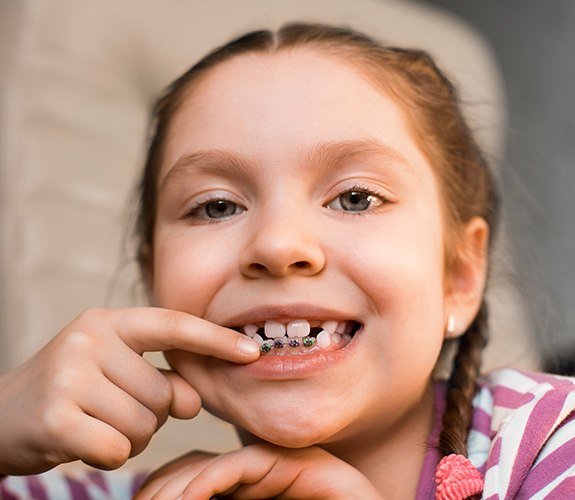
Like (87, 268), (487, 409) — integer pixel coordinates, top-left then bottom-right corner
(443, 217), (489, 339)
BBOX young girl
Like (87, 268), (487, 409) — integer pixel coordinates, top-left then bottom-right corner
(2, 23), (575, 499)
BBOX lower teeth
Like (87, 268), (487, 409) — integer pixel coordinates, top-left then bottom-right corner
(258, 333), (353, 355)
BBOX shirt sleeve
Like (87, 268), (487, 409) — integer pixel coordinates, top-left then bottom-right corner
(0, 469), (147, 499)
(515, 411), (575, 498)
(482, 369), (575, 499)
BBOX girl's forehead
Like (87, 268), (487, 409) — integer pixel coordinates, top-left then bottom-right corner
(160, 48), (430, 181)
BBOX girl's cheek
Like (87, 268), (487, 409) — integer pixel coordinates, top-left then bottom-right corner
(153, 237), (229, 311)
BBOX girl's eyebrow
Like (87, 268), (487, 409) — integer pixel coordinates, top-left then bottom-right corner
(159, 150), (256, 193)
(159, 139), (413, 193)
(305, 139), (413, 177)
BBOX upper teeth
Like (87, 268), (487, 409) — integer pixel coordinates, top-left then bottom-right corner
(240, 319), (351, 340)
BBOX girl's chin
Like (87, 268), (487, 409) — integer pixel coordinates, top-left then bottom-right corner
(205, 403), (344, 449)
(234, 423), (337, 449)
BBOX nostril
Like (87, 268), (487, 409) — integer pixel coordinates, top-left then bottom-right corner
(294, 261), (310, 269)
(249, 263), (267, 271)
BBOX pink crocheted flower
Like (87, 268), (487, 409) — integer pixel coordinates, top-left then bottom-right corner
(435, 454), (484, 500)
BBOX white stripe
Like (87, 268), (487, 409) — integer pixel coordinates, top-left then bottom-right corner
(483, 447), (504, 498)
(40, 469), (74, 500)
(467, 428), (491, 469)
(472, 383), (494, 416)
(103, 471), (137, 499)
(1, 476), (32, 498)
(489, 368), (540, 394)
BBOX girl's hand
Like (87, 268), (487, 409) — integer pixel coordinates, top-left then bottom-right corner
(135, 443), (383, 499)
(0, 307), (259, 475)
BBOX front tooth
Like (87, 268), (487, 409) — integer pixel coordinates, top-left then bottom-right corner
(316, 330), (332, 349)
(243, 324), (259, 338)
(322, 321), (338, 334)
(287, 320), (310, 338)
(264, 320), (286, 339)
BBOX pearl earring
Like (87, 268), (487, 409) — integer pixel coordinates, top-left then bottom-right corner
(446, 314), (457, 337)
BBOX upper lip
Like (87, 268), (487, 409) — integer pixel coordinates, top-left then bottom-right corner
(221, 304), (360, 327)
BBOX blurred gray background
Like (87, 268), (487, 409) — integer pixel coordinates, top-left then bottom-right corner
(420, 0), (575, 374)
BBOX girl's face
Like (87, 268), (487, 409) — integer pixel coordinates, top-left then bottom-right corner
(152, 49), (465, 449)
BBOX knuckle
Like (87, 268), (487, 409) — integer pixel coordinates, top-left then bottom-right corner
(40, 404), (70, 442)
(62, 329), (95, 352)
(97, 436), (131, 469)
(48, 367), (78, 396)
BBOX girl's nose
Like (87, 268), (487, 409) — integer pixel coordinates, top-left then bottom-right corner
(239, 213), (326, 278)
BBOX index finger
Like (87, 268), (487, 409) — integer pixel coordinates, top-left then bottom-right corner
(107, 307), (260, 362)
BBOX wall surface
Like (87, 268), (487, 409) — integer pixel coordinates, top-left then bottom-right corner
(421, 0), (575, 373)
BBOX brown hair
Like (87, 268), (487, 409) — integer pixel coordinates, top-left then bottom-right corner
(135, 23), (500, 459)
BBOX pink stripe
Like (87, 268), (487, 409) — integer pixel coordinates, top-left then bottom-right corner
(517, 416), (575, 494)
(518, 370), (575, 389)
(64, 476), (90, 500)
(0, 481), (20, 500)
(492, 385), (534, 410)
(506, 388), (570, 497)
(131, 472), (148, 496)
(542, 475), (575, 496)
(471, 406), (493, 437)
(27, 475), (49, 500)
(87, 471), (110, 493)
(485, 435), (501, 472)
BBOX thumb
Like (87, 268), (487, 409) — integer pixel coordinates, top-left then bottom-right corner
(161, 370), (202, 420)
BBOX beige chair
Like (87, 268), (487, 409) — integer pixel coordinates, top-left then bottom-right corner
(0, 0), (535, 471)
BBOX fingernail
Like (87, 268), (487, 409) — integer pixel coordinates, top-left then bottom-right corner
(237, 336), (260, 355)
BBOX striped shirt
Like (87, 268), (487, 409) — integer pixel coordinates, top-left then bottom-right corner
(417, 368), (575, 498)
(2, 368), (575, 499)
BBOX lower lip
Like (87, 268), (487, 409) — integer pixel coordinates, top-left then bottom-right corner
(234, 337), (358, 380)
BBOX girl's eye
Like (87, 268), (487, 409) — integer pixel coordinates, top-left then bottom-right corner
(186, 199), (245, 221)
(327, 189), (385, 212)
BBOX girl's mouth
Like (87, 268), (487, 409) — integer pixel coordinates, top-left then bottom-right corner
(233, 319), (361, 355)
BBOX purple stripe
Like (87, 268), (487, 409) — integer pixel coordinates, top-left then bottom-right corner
(131, 472), (149, 496)
(0, 481), (20, 500)
(492, 385), (534, 409)
(64, 476), (90, 500)
(518, 416), (575, 494)
(471, 406), (493, 437)
(27, 476), (49, 500)
(506, 388), (570, 497)
(541, 475), (575, 496)
(519, 370), (575, 389)
(485, 435), (502, 472)
(87, 471), (109, 493)
(414, 382), (445, 500)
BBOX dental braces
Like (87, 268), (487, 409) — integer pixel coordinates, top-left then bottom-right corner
(260, 336), (316, 353)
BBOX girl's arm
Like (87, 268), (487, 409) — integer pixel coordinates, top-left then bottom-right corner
(135, 444), (383, 500)
(0, 307), (259, 476)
